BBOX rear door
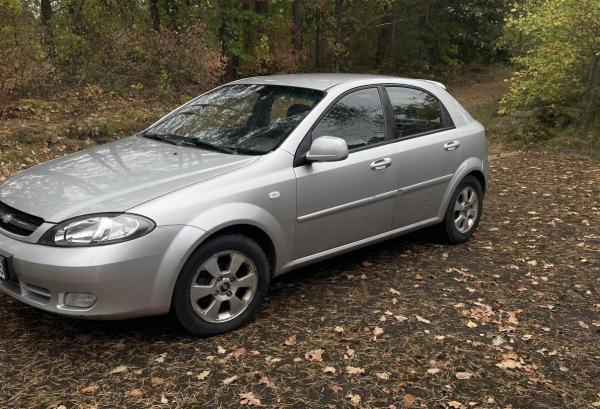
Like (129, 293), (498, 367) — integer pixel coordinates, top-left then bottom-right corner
(383, 86), (465, 228)
(294, 87), (398, 259)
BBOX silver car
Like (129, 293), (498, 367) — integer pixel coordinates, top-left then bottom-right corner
(0, 74), (487, 336)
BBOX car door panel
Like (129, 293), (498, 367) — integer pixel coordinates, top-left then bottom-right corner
(294, 144), (397, 258)
(293, 87), (397, 259)
(392, 128), (464, 228)
(382, 86), (464, 228)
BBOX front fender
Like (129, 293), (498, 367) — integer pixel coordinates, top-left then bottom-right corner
(185, 202), (291, 273)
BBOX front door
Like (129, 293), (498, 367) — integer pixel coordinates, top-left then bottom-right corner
(294, 87), (397, 259)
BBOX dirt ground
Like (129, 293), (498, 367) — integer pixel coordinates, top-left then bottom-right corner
(1, 70), (599, 408)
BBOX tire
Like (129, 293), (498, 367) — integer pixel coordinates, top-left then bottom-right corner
(173, 234), (270, 337)
(442, 175), (483, 244)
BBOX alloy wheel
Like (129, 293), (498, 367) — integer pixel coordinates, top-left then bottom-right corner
(189, 250), (258, 323)
(453, 186), (479, 234)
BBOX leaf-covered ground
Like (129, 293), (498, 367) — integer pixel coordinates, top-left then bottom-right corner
(1, 69), (598, 408)
(0, 151), (599, 409)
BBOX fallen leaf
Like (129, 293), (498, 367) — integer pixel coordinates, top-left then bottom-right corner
(305, 349), (324, 363)
(223, 375), (239, 385)
(448, 401), (466, 409)
(496, 359), (522, 369)
(197, 370), (210, 380)
(234, 347), (247, 360)
(455, 371), (473, 380)
(346, 393), (361, 406)
(80, 384), (100, 394)
(346, 366), (365, 375)
(259, 376), (275, 388)
(373, 326), (384, 338)
(389, 288), (401, 295)
(217, 346), (226, 354)
(416, 315), (431, 324)
(578, 321), (589, 329)
(375, 371), (390, 380)
(323, 366), (337, 374)
(239, 391), (261, 406)
(109, 365), (128, 374)
(427, 367), (441, 375)
(151, 377), (165, 386)
(155, 353), (167, 363)
(128, 388), (144, 397)
(466, 320), (478, 328)
(403, 394), (416, 406)
(334, 326), (345, 333)
(284, 335), (297, 346)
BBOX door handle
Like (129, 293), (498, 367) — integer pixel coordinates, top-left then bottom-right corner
(444, 141), (460, 151)
(370, 158), (392, 170)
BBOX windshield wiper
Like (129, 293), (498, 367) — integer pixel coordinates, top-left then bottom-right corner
(228, 146), (264, 156)
(189, 139), (235, 154)
(140, 132), (181, 145)
(142, 131), (250, 155)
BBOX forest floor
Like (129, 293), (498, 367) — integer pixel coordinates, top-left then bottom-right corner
(0, 69), (599, 409)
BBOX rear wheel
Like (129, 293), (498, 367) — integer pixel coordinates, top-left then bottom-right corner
(442, 175), (483, 244)
(173, 234), (270, 336)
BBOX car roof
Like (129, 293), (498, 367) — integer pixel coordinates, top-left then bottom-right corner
(230, 73), (444, 91)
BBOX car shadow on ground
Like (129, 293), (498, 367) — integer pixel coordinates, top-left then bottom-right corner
(6, 225), (446, 341)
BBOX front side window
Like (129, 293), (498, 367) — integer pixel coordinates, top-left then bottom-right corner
(312, 88), (386, 150)
(143, 84), (324, 155)
(385, 87), (445, 138)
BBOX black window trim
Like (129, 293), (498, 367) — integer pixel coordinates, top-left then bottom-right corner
(382, 84), (456, 142)
(293, 84), (393, 166)
(293, 83), (456, 166)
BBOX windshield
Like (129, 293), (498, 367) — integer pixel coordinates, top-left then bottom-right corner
(143, 84), (324, 155)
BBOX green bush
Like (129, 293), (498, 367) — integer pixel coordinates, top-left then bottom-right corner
(500, 0), (600, 130)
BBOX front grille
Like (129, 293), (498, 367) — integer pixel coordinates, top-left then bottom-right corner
(0, 202), (44, 236)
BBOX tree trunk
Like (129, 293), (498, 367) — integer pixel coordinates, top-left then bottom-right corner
(583, 53), (599, 129)
(254, 0), (267, 15)
(67, 1), (85, 36)
(165, 0), (178, 31)
(375, 3), (392, 69)
(334, 0), (344, 73)
(220, 2), (239, 82)
(292, 0), (302, 55)
(40, 0), (55, 60)
(149, 0), (161, 31)
(315, 10), (323, 69)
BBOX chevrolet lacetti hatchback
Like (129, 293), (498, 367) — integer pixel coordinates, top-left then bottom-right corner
(0, 74), (487, 336)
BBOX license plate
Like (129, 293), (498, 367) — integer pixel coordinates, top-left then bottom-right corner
(0, 256), (8, 281)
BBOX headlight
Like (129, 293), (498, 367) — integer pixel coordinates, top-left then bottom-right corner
(39, 213), (155, 247)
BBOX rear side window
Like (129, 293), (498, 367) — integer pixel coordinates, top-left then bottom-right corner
(385, 87), (446, 138)
(312, 88), (386, 150)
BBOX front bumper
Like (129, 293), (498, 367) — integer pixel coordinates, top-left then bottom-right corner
(0, 225), (205, 319)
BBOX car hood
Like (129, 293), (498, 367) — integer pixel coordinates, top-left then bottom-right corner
(0, 136), (258, 222)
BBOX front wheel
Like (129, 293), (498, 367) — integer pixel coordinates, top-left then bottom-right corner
(442, 175), (483, 244)
(173, 234), (270, 337)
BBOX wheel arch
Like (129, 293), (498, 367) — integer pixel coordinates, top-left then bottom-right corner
(440, 158), (487, 218)
(198, 224), (277, 276)
(467, 169), (486, 195)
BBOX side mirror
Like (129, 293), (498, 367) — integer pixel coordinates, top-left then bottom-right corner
(305, 136), (349, 163)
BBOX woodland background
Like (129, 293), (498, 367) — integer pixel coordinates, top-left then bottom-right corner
(1, 0), (599, 168)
